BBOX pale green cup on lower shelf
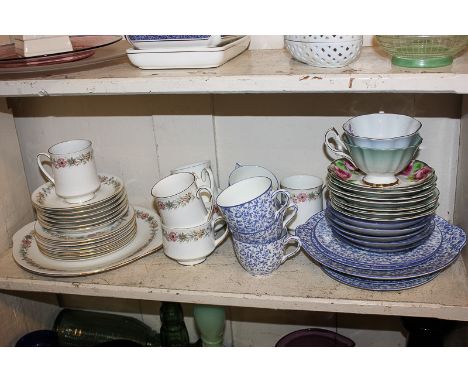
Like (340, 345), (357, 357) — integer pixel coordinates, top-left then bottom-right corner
(193, 304), (226, 347)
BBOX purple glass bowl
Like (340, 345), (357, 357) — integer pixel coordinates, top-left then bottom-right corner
(275, 328), (355, 347)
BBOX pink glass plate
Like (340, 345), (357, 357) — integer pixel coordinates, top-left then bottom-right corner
(0, 35), (122, 68)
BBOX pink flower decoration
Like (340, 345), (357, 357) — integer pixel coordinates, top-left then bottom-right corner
(22, 238), (31, 246)
(157, 201), (166, 210)
(334, 167), (351, 180)
(54, 158), (67, 169)
(140, 212), (149, 219)
(414, 166), (432, 180)
(344, 160), (356, 171)
(400, 161), (414, 176)
(296, 193), (308, 203)
(168, 232), (177, 241)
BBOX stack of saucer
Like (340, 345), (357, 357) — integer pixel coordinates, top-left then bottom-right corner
(326, 158), (439, 252)
(31, 174), (136, 260)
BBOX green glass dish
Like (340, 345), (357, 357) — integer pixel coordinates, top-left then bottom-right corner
(376, 35), (468, 68)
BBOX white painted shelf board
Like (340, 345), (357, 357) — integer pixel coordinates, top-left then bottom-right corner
(0, 241), (467, 321)
(0, 45), (468, 96)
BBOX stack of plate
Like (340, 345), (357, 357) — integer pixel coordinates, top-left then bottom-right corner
(296, 211), (466, 291)
(294, 158), (466, 291)
(125, 35), (251, 69)
(31, 174), (136, 260)
(326, 158), (439, 251)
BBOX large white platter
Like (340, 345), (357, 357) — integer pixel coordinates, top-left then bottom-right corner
(12, 206), (162, 277)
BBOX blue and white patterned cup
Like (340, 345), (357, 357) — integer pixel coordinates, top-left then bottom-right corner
(232, 231), (302, 276)
(230, 203), (298, 244)
(216, 177), (292, 234)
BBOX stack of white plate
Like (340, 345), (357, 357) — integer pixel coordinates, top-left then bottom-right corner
(31, 173), (136, 260)
(125, 35), (251, 69)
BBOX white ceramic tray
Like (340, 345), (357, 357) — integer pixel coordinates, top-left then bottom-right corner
(126, 36), (250, 69)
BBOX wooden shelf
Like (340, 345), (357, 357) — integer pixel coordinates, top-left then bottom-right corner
(0, 43), (467, 96)
(0, 241), (467, 321)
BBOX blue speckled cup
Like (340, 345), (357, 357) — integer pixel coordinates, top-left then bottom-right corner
(216, 177), (292, 234)
(232, 230), (302, 276)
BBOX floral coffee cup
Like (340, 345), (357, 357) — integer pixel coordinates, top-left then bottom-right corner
(280, 175), (324, 233)
(162, 216), (229, 265)
(170, 160), (216, 204)
(151, 172), (213, 227)
(232, 230), (302, 276)
(37, 139), (101, 204)
(216, 177), (291, 234)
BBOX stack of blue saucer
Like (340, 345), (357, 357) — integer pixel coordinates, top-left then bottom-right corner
(296, 210), (466, 291)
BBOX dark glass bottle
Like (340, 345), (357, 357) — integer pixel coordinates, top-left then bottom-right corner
(53, 309), (161, 347)
(159, 302), (190, 346)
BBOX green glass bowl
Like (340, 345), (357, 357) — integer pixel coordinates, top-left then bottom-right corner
(376, 35), (468, 68)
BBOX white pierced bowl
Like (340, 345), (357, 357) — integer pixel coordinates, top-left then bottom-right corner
(284, 35), (363, 68)
(285, 35), (362, 43)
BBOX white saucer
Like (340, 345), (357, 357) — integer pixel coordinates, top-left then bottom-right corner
(32, 174), (124, 210)
(12, 206), (162, 277)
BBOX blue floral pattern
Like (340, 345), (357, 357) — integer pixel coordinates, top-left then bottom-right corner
(296, 211), (466, 279)
(230, 206), (294, 244)
(322, 267), (440, 291)
(233, 234), (301, 276)
(218, 189), (289, 233)
(127, 35), (210, 41)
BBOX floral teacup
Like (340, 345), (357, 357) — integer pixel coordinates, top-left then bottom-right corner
(37, 139), (100, 204)
(162, 216), (229, 265)
(151, 172), (213, 227)
(280, 175), (323, 233)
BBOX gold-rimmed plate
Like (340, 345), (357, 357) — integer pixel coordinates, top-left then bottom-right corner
(31, 173), (124, 211)
(12, 206), (162, 277)
(35, 217), (137, 249)
(330, 199), (439, 221)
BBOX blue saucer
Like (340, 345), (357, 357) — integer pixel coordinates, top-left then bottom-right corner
(326, 211), (433, 238)
(296, 211), (466, 278)
(330, 222), (435, 252)
(322, 267), (440, 291)
(327, 216), (434, 243)
(327, 205), (432, 229)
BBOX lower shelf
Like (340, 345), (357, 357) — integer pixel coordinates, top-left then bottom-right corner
(0, 240), (467, 321)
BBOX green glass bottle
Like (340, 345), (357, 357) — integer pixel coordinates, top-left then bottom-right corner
(159, 302), (190, 347)
(53, 309), (161, 347)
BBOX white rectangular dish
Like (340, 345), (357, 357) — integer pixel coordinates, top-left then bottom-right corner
(126, 36), (250, 70)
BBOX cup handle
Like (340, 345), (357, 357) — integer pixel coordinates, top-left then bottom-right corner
(324, 127), (355, 164)
(280, 235), (302, 264)
(281, 203), (298, 229)
(272, 189), (291, 219)
(197, 186), (214, 221)
(37, 153), (55, 184)
(201, 168), (214, 193)
(213, 217), (229, 248)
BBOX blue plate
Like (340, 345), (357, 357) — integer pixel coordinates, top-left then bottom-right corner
(326, 210), (433, 236)
(296, 211), (466, 277)
(326, 214), (434, 242)
(327, 204), (433, 228)
(322, 267), (440, 291)
(315, 215), (442, 269)
(332, 230), (433, 253)
(330, 221), (435, 251)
